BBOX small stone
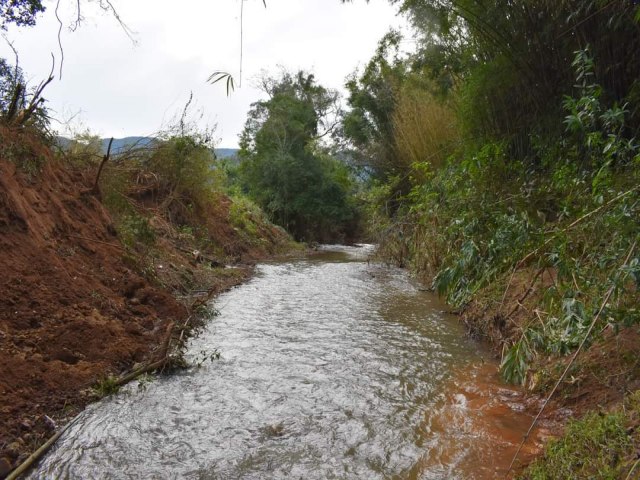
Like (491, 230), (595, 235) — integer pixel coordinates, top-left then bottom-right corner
(19, 419), (32, 431)
(6, 441), (22, 458)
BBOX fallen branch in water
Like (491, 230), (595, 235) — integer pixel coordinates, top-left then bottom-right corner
(5, 322), (175, 478)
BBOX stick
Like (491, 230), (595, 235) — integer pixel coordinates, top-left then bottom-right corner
(65, 234), (124, 250)
(5, 322), (177, 478)
(113, 357), (169, 387)
(5, 293), (215, 478)
(91, 137), (114, 196)
(505, 267), (545, 319)
(505, 240), (637, 477)
(625, 458), (640, 480)
(5, 418), (77, 480)
(16, 54), (55, 126)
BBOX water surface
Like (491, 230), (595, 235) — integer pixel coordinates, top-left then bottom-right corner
(28, 245), (536, 479)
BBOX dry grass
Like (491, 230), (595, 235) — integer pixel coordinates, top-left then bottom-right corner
(392, 86), (459, 175)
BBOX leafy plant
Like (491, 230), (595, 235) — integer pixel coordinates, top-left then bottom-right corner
(92, 375), (121, 398)
(118, 214), (155, 249)
(520, 406), (636, 479)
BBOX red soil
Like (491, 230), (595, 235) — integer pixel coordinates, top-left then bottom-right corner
(0, 132), (187, 475)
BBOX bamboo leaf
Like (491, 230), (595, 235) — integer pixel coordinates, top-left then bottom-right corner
(207, 71), (236, 96)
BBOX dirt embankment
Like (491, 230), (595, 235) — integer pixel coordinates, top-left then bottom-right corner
(0, 129), (292, 478)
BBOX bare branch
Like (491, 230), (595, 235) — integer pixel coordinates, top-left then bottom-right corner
(91, 137), (114, 196)
(179, 92), (194, 136)
(55, 0), (64, 79)
(16, 54), (55, 125)
(1, 33), (19, 75)
(98, 0), (137, 44)
(69, 0), (84, 32)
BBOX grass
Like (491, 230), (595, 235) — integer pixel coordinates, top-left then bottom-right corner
(92, 375), (121, 398)
(519, 390), (640, 479)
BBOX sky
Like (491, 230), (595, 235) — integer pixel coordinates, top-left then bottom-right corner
(1, 0), (408, 147)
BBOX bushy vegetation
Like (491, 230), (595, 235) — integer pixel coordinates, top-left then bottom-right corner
(50, 123), (293, 266)
(235, 70), (361, 242)
(342, 0), (640, 387)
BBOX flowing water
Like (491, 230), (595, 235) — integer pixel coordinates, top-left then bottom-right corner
(27, 245), (541, 479)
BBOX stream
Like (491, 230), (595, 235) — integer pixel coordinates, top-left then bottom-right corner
(27, 245), (540, 479)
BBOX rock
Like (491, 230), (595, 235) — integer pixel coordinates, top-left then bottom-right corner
(19, 419), (33, 431)
(6, 441), (23, 458)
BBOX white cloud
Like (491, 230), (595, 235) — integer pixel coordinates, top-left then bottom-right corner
(1, 0), (406, 147)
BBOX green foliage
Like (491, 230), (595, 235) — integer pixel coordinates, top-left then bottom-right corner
(228, 195), (263, 240)
(0, 58), (22, 114)
(62, 130), (103, 167)
(365, 45), (640, 386)
(192, 348), (222, 368)
(238, 70), (359, 242)
(92, 375), (121, 398)
(0, 58), (49, 129)
(0, 0), (44, 29)
(389, 1), (640, 158)
(392, 82), (458, 172)
(118, 214), (155, 249)
(207, 71), (235, 96)
(0, 126), (47, 175)
(145, 135), (223, 211)
(500, 335), (534, 385)
(520, 392), (640, 479)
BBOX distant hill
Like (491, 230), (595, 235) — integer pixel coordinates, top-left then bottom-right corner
(56, 136), (239, 159)
(101, 136), (155, 154)
(215, 148), (240, 159)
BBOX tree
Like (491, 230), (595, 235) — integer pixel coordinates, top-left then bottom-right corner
(386, 0), (640, 157)
(238, 70), (358, 242)
(342, 31), (406, 178)
(0, 0), (44, 30)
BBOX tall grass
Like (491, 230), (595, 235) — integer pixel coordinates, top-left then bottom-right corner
(392, 85), (459, 174)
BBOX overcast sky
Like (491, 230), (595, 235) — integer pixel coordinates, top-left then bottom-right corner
(1, 0), (408, 147)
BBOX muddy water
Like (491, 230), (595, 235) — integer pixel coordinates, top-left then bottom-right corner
(27, 245), (538, 479)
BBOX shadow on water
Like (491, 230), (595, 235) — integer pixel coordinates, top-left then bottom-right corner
(27, 244), (543, 480)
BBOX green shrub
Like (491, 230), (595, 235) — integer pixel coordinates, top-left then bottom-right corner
(118, 214), (155, 249)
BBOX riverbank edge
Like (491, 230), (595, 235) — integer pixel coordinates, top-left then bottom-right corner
(0, 128), (300, 479)
(2, 248), (305, 480)
(3, 263), (261, 480)
(408, 258), (640, 477)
